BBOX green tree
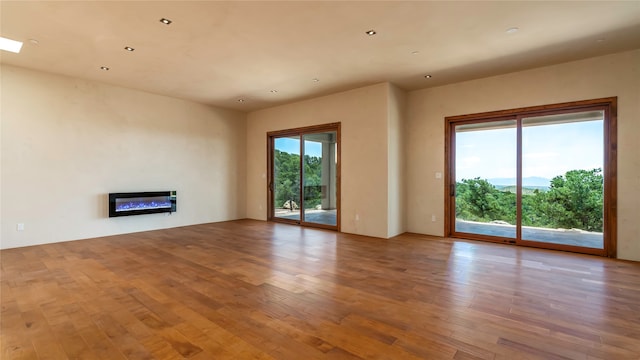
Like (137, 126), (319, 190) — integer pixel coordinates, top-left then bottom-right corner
(456, 178), (513, 224)
(522, 189), (548, 227)
(303, 154), (323, 208)
(273, 150), (324, 209)
(536, 168), (603, 232)
(274, 150), (300, 207)
(456, 168), (603, 232)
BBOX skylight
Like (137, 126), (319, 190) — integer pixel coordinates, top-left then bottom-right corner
(0, 36), (23, 53)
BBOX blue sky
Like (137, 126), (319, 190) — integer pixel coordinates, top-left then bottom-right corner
(275, 138), (323, 157)
(456, 120), (603, 181)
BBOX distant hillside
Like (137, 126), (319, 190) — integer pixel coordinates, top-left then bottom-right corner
(488, 176), (550, 188)
(495, 185), (548, 194)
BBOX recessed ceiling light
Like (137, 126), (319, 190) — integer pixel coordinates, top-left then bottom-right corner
(0, 36), (23, 53)
(596, 38), (605, 43)
(424, 74), (432, 79)
(160, 18), (172, 25)
(124, 46), (135, 51)
(28, 39), (39, 46)
(365, 30), (377, 36)
(237, 99), (245, 103)
(270, 90), (278, 93)
(411, 51), (420, 55)
(312, 78), (320, 82)
(100, 66), (110, 71)
(506, 27), (519, 34)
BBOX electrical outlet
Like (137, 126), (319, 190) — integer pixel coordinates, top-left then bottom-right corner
(17, 223), (25, 231)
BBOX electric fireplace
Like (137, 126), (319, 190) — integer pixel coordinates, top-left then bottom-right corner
(108, 191), (176, 217)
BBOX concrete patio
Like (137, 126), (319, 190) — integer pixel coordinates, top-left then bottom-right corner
(275, 209), (337, 226)
(455, 219), (603, 249)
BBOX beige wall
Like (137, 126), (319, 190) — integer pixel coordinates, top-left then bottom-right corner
(406, 50), (640, 261)
(387, 84), (407, 237)
(0, 65), (247, 249)
(246, 83), (392, 238)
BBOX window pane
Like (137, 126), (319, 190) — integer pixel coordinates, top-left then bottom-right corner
(455, 120), (517, 238)
(521, 111), (604, 249)
(303, 132), (337, 226)
(274, 136), (301, 221)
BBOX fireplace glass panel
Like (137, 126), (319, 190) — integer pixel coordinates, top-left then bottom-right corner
(109, 191), (176, 217)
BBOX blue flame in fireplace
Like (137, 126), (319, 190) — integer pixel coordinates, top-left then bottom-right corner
(115, 196), (172, 212)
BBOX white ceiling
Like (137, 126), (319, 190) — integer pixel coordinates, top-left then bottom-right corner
(2, 1), (639, 112)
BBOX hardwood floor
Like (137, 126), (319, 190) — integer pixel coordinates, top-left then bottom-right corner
(2, 220), (639, 359)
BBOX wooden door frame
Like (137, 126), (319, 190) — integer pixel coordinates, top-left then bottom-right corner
(267, 122), (341, 231)
(444, 97), (617, 257)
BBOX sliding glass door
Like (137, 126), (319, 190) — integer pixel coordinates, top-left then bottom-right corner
(520, 111), (604, 249)
(273, 136), (301, 222)
(268, 123), (340, 230)
(302, 132), (338, 226)
(446, 98), (616, 256)
(454, 120), (517, 241)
